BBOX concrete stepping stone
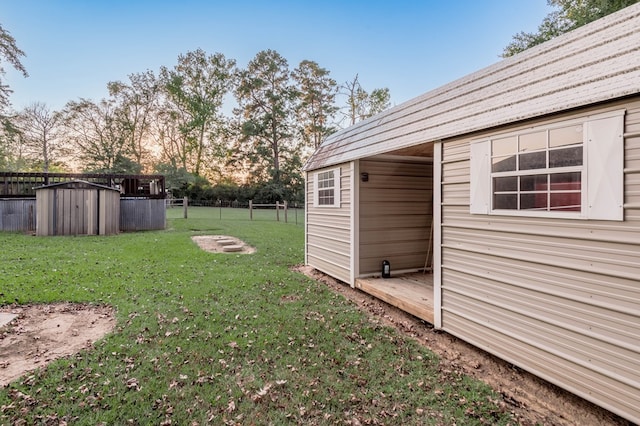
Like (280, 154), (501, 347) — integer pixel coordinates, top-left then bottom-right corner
(0, 313), (17, 328)
(217, 239), (236, 246)
(222, 244), (244, 252)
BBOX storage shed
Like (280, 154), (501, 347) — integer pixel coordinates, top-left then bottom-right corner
(35, 180), (120, 236)
(304, 4), (640, 424)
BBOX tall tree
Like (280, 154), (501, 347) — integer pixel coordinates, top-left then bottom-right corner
(367, 87), (391, 117)
(341, 74), (391, 126)
(61, 98), (135, 173)
(0, 23), (28, 112)
(292, 60), (338, 150)
(0, 23), (28, 169)
(108, 70), (160, 172)
(0, 117), (28, 171)
(13, 102), (67, 172)
(342, 74), (367, 126)
(153, 102), (232, 184)
(235, 49), (298, 184)
(159, 49), (236, 177)
(153, 105), (191, 172)
(502, 0), (639, 57)
(0, 120), (8, 169)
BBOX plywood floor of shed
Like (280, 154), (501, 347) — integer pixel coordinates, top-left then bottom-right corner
(355, 272), (434, 324)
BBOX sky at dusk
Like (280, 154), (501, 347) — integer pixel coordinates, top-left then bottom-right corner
(2, 0), (552, 113)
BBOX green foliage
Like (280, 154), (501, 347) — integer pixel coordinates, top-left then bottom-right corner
(159, 49), (236, 177)
(234, 50), (300, 185)
(292, 60), (339, 149)
(0, 116), (22, 170)
(199, 182), (255, 203)
(61, 98), (131, 173)
(0, 209), (514, 425)
(92, 153), (142, 174)
(556, 0), (639, 25)
(368, 87), (391, 117)
(0, 22), (28, 112)
(154, 162), (195, 194)
(176, 180), (303, 205)
(107, 70), (160, 171)
(502, 0), (639, 57)
(12, 102), (68, 172)
(182, 174), (213, 200)
(252, 180), (301, 204)
(341, 74), (392, 125)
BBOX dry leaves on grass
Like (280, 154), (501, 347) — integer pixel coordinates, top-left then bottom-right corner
(293, 264), (629, 426)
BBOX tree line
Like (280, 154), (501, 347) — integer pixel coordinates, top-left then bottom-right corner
(0, 46), (390, 203)
(2, 0), (636, 203)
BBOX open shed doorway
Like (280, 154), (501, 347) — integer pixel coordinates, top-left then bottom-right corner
(355, 142), (435, 324)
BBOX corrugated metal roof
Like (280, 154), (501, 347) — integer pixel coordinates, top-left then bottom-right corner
(305, 3), (640, 171)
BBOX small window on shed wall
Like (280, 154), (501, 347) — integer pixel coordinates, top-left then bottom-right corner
(470, 110), (624, 220)
(313, 168), (341, 208)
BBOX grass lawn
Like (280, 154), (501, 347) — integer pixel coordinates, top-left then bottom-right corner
(0, 207), (513, 425)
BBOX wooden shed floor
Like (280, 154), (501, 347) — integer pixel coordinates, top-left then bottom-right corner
(355, 272), (434, 324)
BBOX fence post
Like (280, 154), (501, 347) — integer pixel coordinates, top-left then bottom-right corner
(276, 202), (280, 222)
(284, 200), (288, 223)
(249, 200), (253, 220)
(183, 196), (188, 219)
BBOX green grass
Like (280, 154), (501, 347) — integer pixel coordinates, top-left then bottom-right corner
(0, 207), (513, 425)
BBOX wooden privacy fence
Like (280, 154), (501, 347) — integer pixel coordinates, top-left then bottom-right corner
(0, 172), (165, 199)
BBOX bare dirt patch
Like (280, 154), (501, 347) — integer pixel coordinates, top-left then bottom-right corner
(0, 303), (116, 387)
(294, 265), (628, 426)
(191, 235), (256, 254)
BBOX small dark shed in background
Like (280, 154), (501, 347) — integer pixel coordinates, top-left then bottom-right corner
(35, 180), (120, 236)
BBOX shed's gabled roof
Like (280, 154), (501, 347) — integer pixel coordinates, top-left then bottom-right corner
(34, 180), (119, 192)
(305, 3), (640, 171)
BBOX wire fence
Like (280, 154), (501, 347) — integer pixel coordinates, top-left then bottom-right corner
(166, 198), (305, 225)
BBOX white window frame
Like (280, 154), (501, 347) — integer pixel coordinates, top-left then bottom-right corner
(470, 109), (624, 221)
(313, 167), (341, 208)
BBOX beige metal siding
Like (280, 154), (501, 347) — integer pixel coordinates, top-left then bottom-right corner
(359, 158), (432, 275)
(305, 4), (640, 171)
(55, 188), (91, 235)
(35, 191), (51, 236)
(306, 164), (353, 284)
(439, 98), (640, 423)
(99, 189), (120, 235)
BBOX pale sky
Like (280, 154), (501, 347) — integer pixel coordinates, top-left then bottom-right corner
(2, 0), (552, 113)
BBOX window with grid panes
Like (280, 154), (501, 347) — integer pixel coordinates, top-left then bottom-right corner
(470, 110), (624, 221)
(314, 168), (340, 207)
(491, 125), (583, 213)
